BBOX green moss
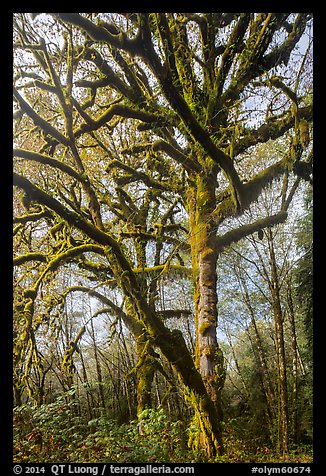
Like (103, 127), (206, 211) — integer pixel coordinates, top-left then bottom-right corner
(199, 321), (212, 335)
(203, 346), (215, 358)
(214, 196), (237, 221)
(200, 247), (215, 261)
(196, 174), (215, 212)
(197, 190), (211, 210)
(185, 386), (222, 458)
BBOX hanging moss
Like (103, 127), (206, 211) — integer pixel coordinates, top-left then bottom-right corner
(299, 119), (310, 148)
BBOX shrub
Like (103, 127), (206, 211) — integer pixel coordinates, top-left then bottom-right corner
(13, 396), (199, 463)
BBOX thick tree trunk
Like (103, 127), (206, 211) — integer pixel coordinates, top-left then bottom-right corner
(105, 240), (224, 457)
(187, 171), (225, 453)
(196, 230), (224, 420)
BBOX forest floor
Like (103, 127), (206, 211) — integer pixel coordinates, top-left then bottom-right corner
(13, 405), (313, 464)
(12, 443), (314, 465)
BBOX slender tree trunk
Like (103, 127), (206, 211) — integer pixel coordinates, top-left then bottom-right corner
(35, 366), (51, 406)
(226, 328), (251, 398)
(79, 350), (94, 419)
(267, 229), (289, 457)
(133, 228), (157, 417)
(135, 335), (156, 416)
(89, 318), (106, 410)
(241, 280), (277, 425)
(287, 277), (299, 444)
(274, 310), (288, 457)
(247, 326), (277, 426)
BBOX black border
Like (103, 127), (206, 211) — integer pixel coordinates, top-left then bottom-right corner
(5, 6), (323, 473)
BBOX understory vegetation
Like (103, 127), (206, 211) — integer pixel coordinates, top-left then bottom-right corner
(13, 395), (312, 463)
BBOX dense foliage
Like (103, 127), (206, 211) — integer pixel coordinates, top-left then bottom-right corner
(13, 390), (312, 463)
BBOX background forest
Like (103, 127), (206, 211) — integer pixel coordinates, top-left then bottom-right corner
(13, 13), (313, 463)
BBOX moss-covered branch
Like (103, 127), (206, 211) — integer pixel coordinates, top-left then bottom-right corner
(74, 103), (162, 137)
(20, 244), (106, 302)
(53, 13), (142, 56)
(63, 285), (143, 336)
(119, 230), (188, 252)
(213, 14), (250, 100)
(262, 13), (310, 69)
(121, 139), (199, 173)
(132, 264), (192, 278)
(216, 211), (288, 252)
(157, 309), (192, 320)
(13, 87), (70, 146)
(154, 13), (182, 91)
(152, 139), (203, 174)
(234, 105), (312, 155)
(13, 172), (119, 249)
(41, 244), (105, 274)
(14, 252), (47, 266)
(131, 15), (245, 210)
(13, 208), (53, 224)
(80, 46), (143, 103)
(213, 153), (292, 226)
(105, 158), (180, 192)
(222, 14), (291, 103)
(14, 149), (86, 183)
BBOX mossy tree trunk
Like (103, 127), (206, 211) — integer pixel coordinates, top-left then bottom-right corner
(131, 195), (158, 417)
(135, 334), (156, 417)
(187, 166), (225, 450)
(103, 238), (223, 457)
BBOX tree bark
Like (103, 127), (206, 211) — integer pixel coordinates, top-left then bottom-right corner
(132, 207), (158, 417)
(267, 229), (289, 458)
(135, 336), (156, 417)
(89, 318), (106, 411)
(287, 277), (299, 444)
(187, 170), (225, 453)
